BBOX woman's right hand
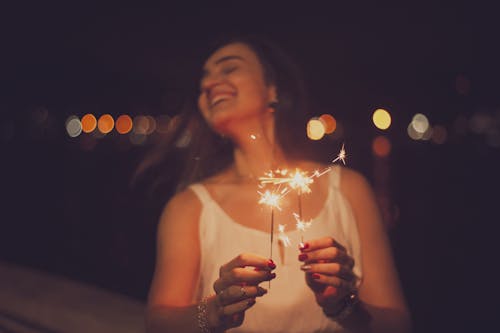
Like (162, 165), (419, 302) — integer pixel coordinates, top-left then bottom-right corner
(207, 253), (276, 331)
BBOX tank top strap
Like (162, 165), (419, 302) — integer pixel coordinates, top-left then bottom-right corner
(188, 183), (213, 205)
(328, 165), (342, 189)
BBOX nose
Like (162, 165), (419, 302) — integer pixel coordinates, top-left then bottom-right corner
(200, 72), (223, 94)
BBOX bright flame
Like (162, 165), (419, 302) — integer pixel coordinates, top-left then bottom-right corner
(258, 190), (283, 210)
(293, 213), (312, 232)
(288, 169), (313, 194)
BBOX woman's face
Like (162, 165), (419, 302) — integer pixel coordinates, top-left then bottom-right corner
(198, 42), (276, 133)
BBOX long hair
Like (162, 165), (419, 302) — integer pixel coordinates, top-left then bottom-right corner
(133, 35), (318, 194)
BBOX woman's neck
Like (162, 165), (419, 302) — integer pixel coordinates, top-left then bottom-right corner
(228, 115), (287, 182)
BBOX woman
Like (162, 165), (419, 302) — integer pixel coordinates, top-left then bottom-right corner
(145, 36), (412, 332)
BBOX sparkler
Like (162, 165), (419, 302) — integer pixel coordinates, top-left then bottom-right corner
(257, 144), (347, 273)
(258, 188), (285, 288)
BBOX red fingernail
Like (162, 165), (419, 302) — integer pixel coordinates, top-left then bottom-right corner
(312, 273), (321, 280)
(298, 253), (308, 261)
(247, 298), (256, 306)
(268, 261), (276, 269)
(299, 242), (309, 250)
(270, 272), (276, 279)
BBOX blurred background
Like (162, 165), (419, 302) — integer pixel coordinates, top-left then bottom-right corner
(1, 2), (499, 332)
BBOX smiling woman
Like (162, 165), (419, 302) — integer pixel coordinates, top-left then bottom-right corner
(141, 35), (411, 333)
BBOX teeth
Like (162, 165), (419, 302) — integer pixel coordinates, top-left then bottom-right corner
(210, 93), (233, 106)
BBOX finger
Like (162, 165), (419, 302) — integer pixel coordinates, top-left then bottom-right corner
(299, 236), (347, 253)
(300, 263), (356, 281)
(219, 298), (256, 318)
(215, 269), (276, 292)
(217, 285), (267, 306)
(220, 254), (276, 274)
(298, 247), (354, 266)
(307, 273), (355, 291)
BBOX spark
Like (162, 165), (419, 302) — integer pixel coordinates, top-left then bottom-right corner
(258, 190), (283, 210)
(293, 212), (312, 232)
(332, 143), (347, 165)
(277, 224), (291, 247)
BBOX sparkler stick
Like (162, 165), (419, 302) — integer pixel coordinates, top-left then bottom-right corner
(258, 189), (283, 288)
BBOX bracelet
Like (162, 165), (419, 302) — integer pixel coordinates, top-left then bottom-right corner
(197, 296), (211, 333)
(323, 289), (359, 321)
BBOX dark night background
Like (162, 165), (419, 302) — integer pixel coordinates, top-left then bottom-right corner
(1, 3), (499, 332)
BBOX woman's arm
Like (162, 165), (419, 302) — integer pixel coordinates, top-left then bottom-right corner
(146, 189), (275, 333)
(340, 168), (412, 332)
(146, 189), (203, 333)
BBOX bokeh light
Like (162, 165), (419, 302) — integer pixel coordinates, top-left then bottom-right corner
(145, 116), (157, 135)
(81, 114), (97, 133)
(431, 125), (447, 144)
(407, 123), (423, 140)
(133, 115), (155, 135)
(115, 114), (133, 134)
(319, 114), (337, 134)
(156, 115), (171, 134)
(411, 113), (429, 134)
(469, 112), (491, 134)
(307, 118), (325, 140)
(65, 115), (82, 138)
(372, 135), (392, 157)
(97, 114), (115, 134)
(372, 108), (392, 130)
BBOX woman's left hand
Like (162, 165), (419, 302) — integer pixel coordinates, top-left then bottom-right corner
(298, 237), (357, 313)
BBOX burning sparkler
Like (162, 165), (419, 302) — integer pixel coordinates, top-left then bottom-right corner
(257, 144), (347, 271)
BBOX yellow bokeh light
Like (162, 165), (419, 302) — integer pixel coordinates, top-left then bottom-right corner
(372, 108), (391, 130)
(115, 115), (133, 134)
(319, 114), (337, 134)
(307, 118), (325, 140)
(97, 114), (114, 134)
(81, 114), (97, 133)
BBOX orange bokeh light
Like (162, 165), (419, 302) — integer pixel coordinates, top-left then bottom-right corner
(319, 114), (337, 134)
(115, 114), (133, 134)
(372, 135), (392, 157)
(98, 114), (115, 134)
(81, 114), (97, 133)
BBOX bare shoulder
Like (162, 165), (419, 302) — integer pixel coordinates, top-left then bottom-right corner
(158, 187), (202, 232)
(337, 166), (381, 226)
(338, 166), (372, 195)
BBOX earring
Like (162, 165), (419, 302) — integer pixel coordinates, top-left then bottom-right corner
(268, 100), (279, 111)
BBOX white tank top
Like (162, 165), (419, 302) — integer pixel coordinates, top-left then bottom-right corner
(189, 166), (363, 333)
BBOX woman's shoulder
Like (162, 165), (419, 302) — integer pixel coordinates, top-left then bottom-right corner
(162, 187), (202, 219)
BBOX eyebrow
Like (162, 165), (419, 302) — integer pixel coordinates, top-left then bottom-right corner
(201, 55), (245, 78)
